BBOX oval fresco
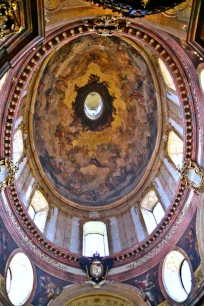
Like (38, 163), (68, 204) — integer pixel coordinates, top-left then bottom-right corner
(33, 34), (158, 206)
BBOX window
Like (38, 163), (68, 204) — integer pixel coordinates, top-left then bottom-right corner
(0, 71), (8, 92)
(6, 252), (34, 306)
(200, 69), (204, 93)
(158, 58), (176, 90)
(84, 92), (104, 120)
(168, 131), (183, 168)
(162, 250), (192, 303)
(83, 221), (109, 257)
(13, 129), (24, 163)
(28, 190), (48, 233)
(141, 190), (165, 234)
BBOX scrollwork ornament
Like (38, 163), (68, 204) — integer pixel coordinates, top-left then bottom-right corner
(83, 16), (129, 36)
(0, 159), (18, 192)
(179, 160), (204, 193)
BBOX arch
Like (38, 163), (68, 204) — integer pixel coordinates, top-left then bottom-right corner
(83, 221), (109, 256)
(141, 190), (165, 234)
(158, 58), (176, 91)
(49, 283), (151, 306)
(13, 129), (24, 164)
(4, 249), (36, 306)
(167, 130), (184, 168)
(28, 190), (49, 233)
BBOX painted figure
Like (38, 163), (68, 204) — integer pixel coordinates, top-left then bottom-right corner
(37, 275), (62, 306)
(184, 226), (200, 271)
(135, 273), (159, 306)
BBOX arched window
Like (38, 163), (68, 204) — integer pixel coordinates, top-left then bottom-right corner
(0, 71), (8, 92)
(200, 69), (204, 93)
(28, 190), (49, 233)
(162, 250), (192, 303)
(141, 190), (165, 234)
(83, 221), (109, 257)
(6, 252), (34, 306)
(13, 129), (24, 163)
(158, 58), (176, 91)
(168, 131), (183, 168)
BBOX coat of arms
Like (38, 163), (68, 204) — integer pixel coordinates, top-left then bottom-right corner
(79, 252), (114, 288)
(90, 259), (103, 278)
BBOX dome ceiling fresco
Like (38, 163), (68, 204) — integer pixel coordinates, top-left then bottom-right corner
(33, 34), (158, 207)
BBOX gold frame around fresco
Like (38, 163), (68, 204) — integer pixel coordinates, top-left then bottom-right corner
(0, 159), (18, 192)
(180, 160), (204, 193)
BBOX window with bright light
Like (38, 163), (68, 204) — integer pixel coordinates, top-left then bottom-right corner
(28, 190), (49, 233)
(0, 71), (8, 92)
(168, 131), (183, 168)
(6, 252), (34, 306)
(200, 69), (204, 93)
(162, 250), (192, 303)
(83, 221), (109, 257)
(13, 129), (24, 163)
(158, 58), (176, 90)
(141, 190), (165, 234)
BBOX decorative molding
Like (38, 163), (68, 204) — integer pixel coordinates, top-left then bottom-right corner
(89, 211), (100, 219)
(0, 0), (44, 78)
(83, 16), (130, 35)
(0, 159), (18, 192)
(0, 0), (22, 41)
(179, 160), (204, 193)
(82, 279), (114, 288)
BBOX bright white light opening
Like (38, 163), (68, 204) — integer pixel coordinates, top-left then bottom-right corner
(83, 221), (109, 257)
(6, 252), (34, 306)
(162, 250), (192, 303)
(141, 190), (165, 234)
(168, 131), (183, 168)
(200, 69), (204, 93)
(28, 190), (49, 233)
(84, 92), (104, 120)
(13, 129), (24, 164)
(158, 58), (176, 90)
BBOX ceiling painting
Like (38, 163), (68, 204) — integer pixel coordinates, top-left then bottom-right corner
(33, 35), (158, 207)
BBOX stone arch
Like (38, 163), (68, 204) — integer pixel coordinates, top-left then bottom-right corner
(48, 283), (151, 306)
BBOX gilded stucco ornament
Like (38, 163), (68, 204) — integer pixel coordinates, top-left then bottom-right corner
(0, 0), (22, 40)
(0, 159), (18, 192)
(89, 211), (100, 219)
(84, 16), (130, 35)
(179, 160), (204, 193)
